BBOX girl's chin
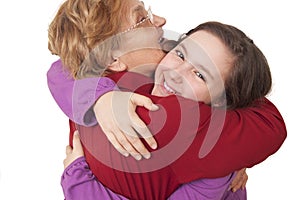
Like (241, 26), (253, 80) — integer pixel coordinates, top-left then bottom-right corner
(151, 84), (171, 97)
(151, 86), (161, 96)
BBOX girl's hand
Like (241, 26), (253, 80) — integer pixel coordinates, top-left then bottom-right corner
(229, 168), (248, 192)
(93, 91), (159, 160)
(63, 131), (84, 169)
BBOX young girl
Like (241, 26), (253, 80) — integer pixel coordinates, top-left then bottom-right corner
(57, 21), (285, 199)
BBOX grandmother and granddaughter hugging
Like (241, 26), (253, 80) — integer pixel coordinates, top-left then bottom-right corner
(47, 0), (286, 199)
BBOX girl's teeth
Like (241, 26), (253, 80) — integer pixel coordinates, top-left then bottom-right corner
(164, 81), (176, 94)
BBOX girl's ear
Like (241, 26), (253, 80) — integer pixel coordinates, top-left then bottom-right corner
(107, 58), (127, 72)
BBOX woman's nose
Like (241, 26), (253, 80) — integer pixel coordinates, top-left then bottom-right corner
(152, 14), (166, 28)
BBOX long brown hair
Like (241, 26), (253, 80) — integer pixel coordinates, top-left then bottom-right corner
(185, 21), (272, 109)
(48, 0), (126, 78)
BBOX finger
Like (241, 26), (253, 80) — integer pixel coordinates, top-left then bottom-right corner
(131, 113), (157, 150)
(230, 173), (241, 187)
(124, 127), (151, 159)
(106, 126), (144, 160)
(63, 158), (68, 168)
(104, 130), (130, 158)
(232, 173), (247, 192)
(117, 130), (144, 160)
(238, 168), (248, 190)
(242, 173), (248, 189)
(232, 179), (243, 192)
(229, 171), (243, 191)
(65, 145), (72, 155)
(131, 94), (159, 111)
(72, 130), (84, 155)
(101, 123), (143, 160)
(106, 123), (151, 160)
(72, 131), (82, 149)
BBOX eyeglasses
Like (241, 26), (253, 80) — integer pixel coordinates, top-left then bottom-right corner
(121, 6), (154, 34)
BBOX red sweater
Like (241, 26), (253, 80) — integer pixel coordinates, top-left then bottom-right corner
(69, 72), (286, 200)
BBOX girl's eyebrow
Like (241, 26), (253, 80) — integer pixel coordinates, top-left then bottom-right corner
(197, 64), (214, 80)
(181, 43), (214, 80)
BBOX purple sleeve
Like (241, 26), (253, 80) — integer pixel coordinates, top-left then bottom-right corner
(47, 59), (119, 126)
(61, 157), (128, 200)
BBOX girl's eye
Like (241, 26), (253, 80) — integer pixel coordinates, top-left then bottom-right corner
(175, 50), (184, 60)
(194, 71), (206, 81)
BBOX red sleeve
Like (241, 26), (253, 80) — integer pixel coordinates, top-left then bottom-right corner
(135, 96), (286, 182)
(89, 72), (287, 182)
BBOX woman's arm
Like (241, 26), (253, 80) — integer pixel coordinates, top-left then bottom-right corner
(62, 131), (247, 200)
(62, 131), (127, 200)
(168, 174), (247, 200)
(62, 157), (128, 200)
(62, 157), (244, 200)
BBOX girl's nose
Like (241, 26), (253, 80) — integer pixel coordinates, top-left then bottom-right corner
(168, 67), (183, 84)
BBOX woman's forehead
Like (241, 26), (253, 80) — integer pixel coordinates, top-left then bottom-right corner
(120, 0), (146, 27)
(128, 0), (146, 13)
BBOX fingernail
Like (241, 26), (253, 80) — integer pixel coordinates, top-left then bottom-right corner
(152, 104), (159, 110)
(74, 130), (79, 135)
(123, 152), (129, 157)
(135, 155), (142, 160)
(151, 143), (157, 149)
(144, 153), (151, 159)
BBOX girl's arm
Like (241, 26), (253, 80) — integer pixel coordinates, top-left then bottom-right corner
(47, 59), (117, 126)
(94, 72), (286, 180)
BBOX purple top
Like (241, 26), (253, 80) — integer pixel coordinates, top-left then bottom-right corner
(61, 157), (247, 200)
(47, 59), (118, 126)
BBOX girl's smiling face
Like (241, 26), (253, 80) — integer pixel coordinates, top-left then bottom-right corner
(152, 30), (233, 105)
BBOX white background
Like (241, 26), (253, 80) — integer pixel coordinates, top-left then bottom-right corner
(0, 0), (299, 199)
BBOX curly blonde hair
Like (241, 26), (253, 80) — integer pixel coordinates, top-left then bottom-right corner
(48, 0), (127, 78)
